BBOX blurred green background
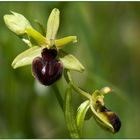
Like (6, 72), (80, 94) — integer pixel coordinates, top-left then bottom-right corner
(0, 1), (140, 138)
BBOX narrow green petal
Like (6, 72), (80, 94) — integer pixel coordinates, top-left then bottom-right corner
(55, 36), (77, 49)
(59, 50), (85, 72)
(12, 46), (41, 69)
(26, 27), (48, 47)
(46, 8), (60, 46)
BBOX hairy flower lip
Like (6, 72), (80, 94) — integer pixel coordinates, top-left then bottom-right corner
(32, 48), (63, 86)
(98, 105), (121, 133)
(41, 48), (57, 61)
(107, 112), (121, 133)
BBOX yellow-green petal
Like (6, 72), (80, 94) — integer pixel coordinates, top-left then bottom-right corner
(26, 27), (48, 47)
(55, 36), (77, 49)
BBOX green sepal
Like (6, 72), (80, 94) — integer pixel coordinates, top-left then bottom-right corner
(59, 50), (85, 72)
(55, 36), (77, 49)
(46, 8), (60, 46)
(12, 46), (41, 69)
(4, 11), (32, 35)
(76, 100), (90, 134)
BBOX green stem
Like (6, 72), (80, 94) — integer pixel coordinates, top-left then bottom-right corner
(52, 84), (64, 111)
(64, 70), (92, 100)
(71, 84), (91, 100)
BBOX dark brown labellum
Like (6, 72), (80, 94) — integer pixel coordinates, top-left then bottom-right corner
(107, 112), (121, 133)
(100, 106), (121, 133)
(32, 48), (63, 86)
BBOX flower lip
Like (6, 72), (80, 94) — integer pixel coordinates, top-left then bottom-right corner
(41, 48), (57, 61)
(99, 106), (110, 112)
(100, 106), (121, 133)
(32, 48), (63, 86)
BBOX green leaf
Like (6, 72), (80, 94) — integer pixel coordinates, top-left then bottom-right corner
(12, 46), (41, 69)
(59, 50), (85, 72)
(46, 8), (60, 46)
(4, 11), (32, 35)
(55, 36), (77, 49)
(64, 86), (80, 138)
(76, 100), (90, 134)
